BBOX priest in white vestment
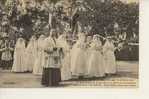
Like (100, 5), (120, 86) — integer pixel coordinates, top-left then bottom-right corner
(12, 38), (26, 72)
(33, 35), (46, 75)
(41, 30), (61, 86)
(103, 37), (116, 74)
(87, 34), (105, 77)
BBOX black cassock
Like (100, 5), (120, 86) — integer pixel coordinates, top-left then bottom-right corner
(41, 48), (63, 87)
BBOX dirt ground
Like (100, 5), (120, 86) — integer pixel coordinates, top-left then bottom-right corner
(0, 61), (138, 88)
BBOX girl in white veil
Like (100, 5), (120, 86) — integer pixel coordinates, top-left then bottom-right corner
(33, 35), (46, 75)
(71, 33), (87, 78)
(87, 34), (105, 78)
(12, 38), (26, 72)
(25, 35), (37, 72)
(103, 37), (116, 75)
(57, 33), (71, 81)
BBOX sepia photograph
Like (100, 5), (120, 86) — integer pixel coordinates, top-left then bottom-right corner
(0, 0), (139, 88)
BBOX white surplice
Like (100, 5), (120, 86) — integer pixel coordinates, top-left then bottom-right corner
(42, 36), (59, 68)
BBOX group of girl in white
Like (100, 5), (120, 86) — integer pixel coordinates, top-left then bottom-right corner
(11, 31), (116, 81)
(11, 35), (45, 74)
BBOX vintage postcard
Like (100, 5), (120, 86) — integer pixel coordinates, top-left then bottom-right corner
(0, 0), (139, 88)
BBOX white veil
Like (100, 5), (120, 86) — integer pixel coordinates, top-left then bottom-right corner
(15, 38), (26, 50)
(90, 34), (102, 49)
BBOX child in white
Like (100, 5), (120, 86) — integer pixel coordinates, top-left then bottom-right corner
(12, 38), (26, 72)
(33, 35), (46, 75)
(103, 37), (116, 74)
(25, 35), (37, 72)
(57, 34), (71, 81)
(88, 34), (105, 77)
(71, 33), (87, 77)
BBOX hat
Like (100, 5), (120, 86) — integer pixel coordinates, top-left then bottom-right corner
(107, 36), (114, 40)
(2, 33), (9, 38)
(1, 21), (8, 26)
(93, 34), (101, 42)
(65, 27), (71, 33)
(55, 2), (63, 8)
(1, 11), (6, 15)
(93, 34), (100, 39)
(76, 0), (84, 4)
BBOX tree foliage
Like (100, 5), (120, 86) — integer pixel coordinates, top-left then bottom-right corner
(74, 0), (139, 38)
(0, 0), (139, 42)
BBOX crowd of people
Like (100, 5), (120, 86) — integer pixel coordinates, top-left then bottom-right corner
(0, 28), (117, 87)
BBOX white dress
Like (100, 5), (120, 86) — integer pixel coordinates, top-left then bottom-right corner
(33, 36), (45, 75)
(103, 40), (116, 74)
(25, 38), (37, 72)
(70, 40), (87, 76)
(86, 42), (92, 68)
(57, 35), (71, 81)
(88, 41), (105, 77)
(12, 38), (26, 72)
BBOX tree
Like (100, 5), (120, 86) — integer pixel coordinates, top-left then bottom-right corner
(1, 0), (139, 42)
(70, 0), (139, 40)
